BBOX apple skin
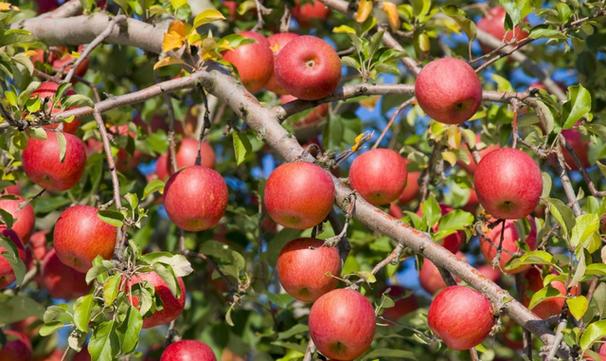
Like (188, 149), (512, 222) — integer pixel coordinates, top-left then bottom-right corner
(156, 139), (215, 180)
(223, 31), (273, 93)
(561, 128), (590, 169)
(163, 165), (228, 232)
(51, 45), (89, 80)
(428, 285), (494, 350)
(32, 82), (80, 134)
(349, 148), (408, 206)
(0, 230), (26, 289)
(263, 162), (335, 230)
(160, 340), (216, 361)
(0, 330), (32, 361)
(53, 205), (117, 273)
(474, 148), (543, 219)
(39, 248), (89, 300)
(419, 252), (466, 295)
(29, 231), (48, 262)
(584, 343), (606, 360)
(266, 33), (300, 94)
(127, 271), (186, 329)
(275, 35), (342, 101)
(415, 57), (482, 125)
(480, 218), (537, 274)
(398, 171), (421, 204)
(382, 285), (418, 321)
(276, 238), (341, 302)
(476, 264), (501, 283)
(36, 0), (59, 13)
(309, 288), (376, 360)
(477, 7), (529, 48)
(22, 130), (87, 192)
(291, 0), (331, 27)
(522, 268), (579, 319)
(0, 195), (34, 244)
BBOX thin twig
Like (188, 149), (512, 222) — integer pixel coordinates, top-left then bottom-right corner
(302, 337), (316, 361)
(373, 97), (414, 149)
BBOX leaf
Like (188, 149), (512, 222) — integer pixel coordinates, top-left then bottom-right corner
(570, 213), (599, 250)
(43, 304), (72, 324)
(492, 73), (513, 92)
(102, 274), (121, 306)
(143, 179), (164, 198)
(89, 320), (119, 361)
(567, 296), (588, 321)
(333, 25), (356, 34)
(193, 8), (225, 28)
(267, 293), (294, 308)
(563, 85), (592, 129)
(354, 0), (373, 23)
(420, 196), (440, 231)
(528, 284), (562, 310)
(116, 306), (142, 353)
(534, 100), (555, 134)
(140, 252), (193, 277)
(232, 131), (252, 166)
(73, 294), (94, 332)
(153, 56), (185, 70)
(277, 324), (308, 340)
(56, 131), (67, 162)
(97, 209), (124, 228)
(30, 127), (47, 140)
(162, 20), (189, 52)
(39, 322), (64, 336)
(86, 262), (109, 284)
(435, 210), (474, 239)
(505, 250), (554, 271)
(362, 348), (415, 360)
(0, 294), (44, 324)
(580, 320), (606, 351)
(153, 263), (179, 298)
(0, 233), (25, 286)
(548, 198), (575, 237)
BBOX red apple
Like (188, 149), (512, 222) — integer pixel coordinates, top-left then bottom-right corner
(0, 230), (26, 289)
(155, 139), (215, 180)
(480, 218), (537, 274)
(31, 82), (80, 134)
(127, 271), (186, 329)
(223, 31), (273, 93)
(522, 268), (579, 319)
(0, 195), (34, 244)
(51, 45), (89, 79)
(163, 166), (228, 231)
(584, 343), (606, 360)
(419, 252), (466, 295)
(291, 0), (331, 27)
(29, 231), (47, 261)
(309, 288), (375, 360)
(428, 285), (494, 350)
(398, 171), (421, 204)
(22, 130), (87, 192)
(462, 188), (479, 213)
(36, 0), (59, 13)
(53, 205), (117, 272)
(0, 330), (31, 361)
(3, 185), (20, 195)
(266, 33), (299, 94)
(275, 35), (342, 100)
(415, 57), (482, 124)
(474, 148), (542, 219)
(382, 285), (418, 321)
(39, 249), (89, 300)
(276, 238), (341, 302)
(160, 340), (216, 361)
(477, 7), (529, 50)
(476, 264), (501, 283)
(263, 162), (335, 229)
(561, 127), (590, 169)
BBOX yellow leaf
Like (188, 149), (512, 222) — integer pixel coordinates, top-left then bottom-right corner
(193, 8), (226, 28)
(354, 0), (373, 23)
(382, 2), (400, 31)
(170, 0), (188, 9)
(351, 133), (367, 152)
(446, 126), (461, 149)
(0, 2), (17, 11)
(441, 150), (457, 166)
(153, 56), (184, 70)
(162, 20), (189, 52)
(333, 25), (356, 34)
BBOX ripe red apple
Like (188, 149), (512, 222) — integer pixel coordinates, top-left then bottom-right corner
(522, 268), (579, 319)
(39, 249), (89, 300)
(398, 171), (421, 204)
(160, 340), (216, 361)
(266, 33), (299, 94)
(309, 288), (376, 360)
(276, 238), (341, 302)
(22, 130), (87, 192)
(155, 139), (215, 180)
(474, 148), (542, 219)
(561, 128), (590, 169)
(223, 31), (273, 93)
(415, 57), (482, 124)
(32, 82), (80, 134)
(0, 330), (31, 361)
(584, 343), (606, 360)
(428, 285), (494, 350)
(263, 162), (335, 229)
(163, 165), (228, 231)
(0, 230), (26, 289)
(477, 7), (529, 48)
(382, 285), (418, 321)
(480, 218), (537, 274)
(36, 0), (59, 13)
(53, 205), (117, 273)
(127, 271), (186, 328)
(476, 264), (501, 283)
(291, 0), (331, 27)
(349, 148), (408, 206)
(419, 252), (466, 294)
(3, 185), (20, 195)
(29, 231), (47, 261)
(51, 45), (89, 79)
(0, 195), (34, 244)
(275, 35), (342, 100)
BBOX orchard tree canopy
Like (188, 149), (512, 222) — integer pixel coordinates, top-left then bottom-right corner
(0, 0), (606, 360)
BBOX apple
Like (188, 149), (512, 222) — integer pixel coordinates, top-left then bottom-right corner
(0, 195), (34, 244)
(29, 231), (47, 262)
(31, 82), (81, 134)
(477, 7), (529, 49)
(474, 148), (542, 219)
(223, 31), (273, 93)
(263, 162), (335, 229)
(428, 285), (494, 350)
(22, 130), (87, 192)
(382, 285), (418, 321)
(274, 35), (342, 100)
(462, 187), (479, 213)
(163, 165), (228, 232)
(3, 185), (20, 195)
(51, 45), (89, 79)
(266, 33), (299, 94)
(0, 330), (31, 361)
(419, 252), (466, 295)
(349, 148), (408, 206)
(276, 238), (341, 302)
(458, 136), (500, 174)
(561, 127), (590, 169)
(522, 268), (579, 319)
(127, 271), (186, 328)
(155, 139), (215, 180)
(160, 340), (216, 361)
(415, 57), (482, 125)
(584, 343), (606, 361)
(0, 230), (26, 289)
(291, 0), (331, 27)
(476, 264), (501, 283)
(53, 205), (117, 272)
(36, 0), (59, 13)
(398, 171), (421, 204)
(480, 218), (537, 274)
(39, 249), (89, 300)
(308, 288), (376, 360)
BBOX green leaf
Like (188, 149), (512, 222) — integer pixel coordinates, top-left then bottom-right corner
(436, 210), (474, 239)
(362, 348), (415, 360)
(140, 252), (193, 277)
(0, 233), (25, 286)
(102, 274), (121, 306)
(143, 179), (164, 198)
(580, 320), (606, 351)
(193, 8), (225, 28)
(232, 131), (252, 166)
(492, 74), (513, 92)
(548, 198), (575, 237)
(267, 293), (295, 308)
(89, 320), (119, 361)
(420, 196), (440, 231)
(153, 263), (179, 298)
(86, 262), (109, 284)
(116, 306), (142, 353)
(97, 209), (124, 228)
(277, 324), (308, 340)
(39, 322), (64, 336)
(534, 100), (555, 134)
(73, 294), (94, 332)
(563, 85), (592, 129)
(570, 213), (599, 250)
(30, 127), (48, 140)
(56, 131), (67, 162)
(528, 284), (562, 310)
(62, 94), (94, 108)
(505, 250), (554, 272)
(567, 295), (588, 321)
(333, 25), (356, 34)
(43, 304), (72, 324)
(0, 294), (44, 324)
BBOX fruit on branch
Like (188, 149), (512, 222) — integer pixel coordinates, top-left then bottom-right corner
(127, 271), (186, 329)
(264, 162), (335, 230)
(458, 136), (500, 174)
(266, 33), (299, 94)
(279, 94), (329, 140)
(417, 204), (465, 253)
(479, 218), (537, 274)
(22, 130), (87, 192)
(476, 264), (501, 283)
(0, 330), (32, 361)
(163, 165), (228, 231)
(561, 127), (590, 169)
(31, 82), (81, 134)
(477, 7), (529, 51)
(29, 231), (48, 261)
(36, 0), (59, 13)
(381, 285), (418, 321)
(275, 35), (342, 100)
(160, 340), (216, 361)
(419, 252), (466, 295)
(0, 230), (26, 289)
(155, 139), (215, 180)
(51, 45), (89, 79)
(223, 31), (274, 93)
(398, 170), (421, 204)
(276, 238), (341, 302)
(428, 285), (494, 350)
(39, 249), (89, 300)
(349, 148), (408, 206)
(474, 148), (542, 219)
(309, 288), (376, 360)
(521, 268), (579, 319)
(0, 195), (34, 244)
(291, 0), (331, 27)
(2, 185), (20, 195)
(53, 205), (117, 273)
(415, 57), (482, 125)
